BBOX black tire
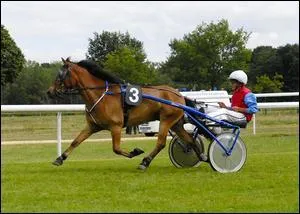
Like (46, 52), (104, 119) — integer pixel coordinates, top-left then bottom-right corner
(168, 135), (205, 168)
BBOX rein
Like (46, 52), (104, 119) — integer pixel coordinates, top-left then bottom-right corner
(63, 83), (181, 97)
(62, 84), (117, 95)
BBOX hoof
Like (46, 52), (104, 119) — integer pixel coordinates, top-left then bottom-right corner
(137, 164), (147, 170)
(137, 157), (152, 170)
(199, 153), (208, 162)
(130, 148), (144, 157)
(52, 156), (63, 166)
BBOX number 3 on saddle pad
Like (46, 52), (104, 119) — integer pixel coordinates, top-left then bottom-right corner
(125, 85), (143, 106)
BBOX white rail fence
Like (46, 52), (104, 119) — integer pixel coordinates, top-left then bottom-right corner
(1, 92), (299, 156)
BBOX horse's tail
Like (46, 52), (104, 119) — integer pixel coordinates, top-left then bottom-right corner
(184, 97), (197, 108)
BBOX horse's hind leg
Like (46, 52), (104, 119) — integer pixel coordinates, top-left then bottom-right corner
(52, 125), (99, 166)
(171, 118), (208, 161)
(170, 118), (194, 144)
(110, 125), (144, 158)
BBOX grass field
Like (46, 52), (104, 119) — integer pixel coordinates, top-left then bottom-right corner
(1, 109), (299, 212)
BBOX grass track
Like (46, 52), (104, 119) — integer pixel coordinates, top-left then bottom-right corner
(1, 109), (299, 212)
(1, 134), (299, 212)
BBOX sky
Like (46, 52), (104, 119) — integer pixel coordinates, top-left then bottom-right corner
(1, 1), (299, 63)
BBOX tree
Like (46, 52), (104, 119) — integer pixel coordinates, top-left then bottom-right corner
(248, 44), (298, 92)
(86, 30), (164, 85)
(160, 19), (251, 90)
(253, 73), (283, 93)
(86, 31), (144, 66)
(104, 47), (159, 84)
(248, 46), (280, 87)
(276, 44), (299, 92)
(1, 25), (25, 86)
(1, 61), (70, 104)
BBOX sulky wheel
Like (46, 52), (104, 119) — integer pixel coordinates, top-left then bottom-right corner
(208, 132), (247, 173)
(168, 135), (205, 168)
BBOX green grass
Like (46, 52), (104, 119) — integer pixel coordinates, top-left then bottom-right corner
(1, 134), (299, 212)
(1, 109), (299, 212)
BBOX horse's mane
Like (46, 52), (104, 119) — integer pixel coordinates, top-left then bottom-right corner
(76, 60), (125, 84)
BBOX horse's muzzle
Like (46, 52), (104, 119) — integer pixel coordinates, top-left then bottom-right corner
(47, 87), (64, 99)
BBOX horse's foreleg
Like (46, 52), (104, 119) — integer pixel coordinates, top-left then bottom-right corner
(138, 118), (174, 170)
(138, 131), (168, 170)
(52, 125), (97, 166)
(111, 125), (144, 158)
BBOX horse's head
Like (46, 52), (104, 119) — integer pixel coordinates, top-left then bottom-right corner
(47, 57), (79, 99)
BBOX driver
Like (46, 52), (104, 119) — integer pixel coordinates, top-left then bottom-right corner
(207, 70), (258, 134)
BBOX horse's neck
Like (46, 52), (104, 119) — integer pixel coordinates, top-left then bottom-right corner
(77, 72), (107, 105)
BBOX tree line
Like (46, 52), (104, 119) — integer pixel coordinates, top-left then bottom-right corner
(1, 19), (299, 105)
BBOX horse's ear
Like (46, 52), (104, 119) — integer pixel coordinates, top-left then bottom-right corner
(61, 57), (66, 64)
(66, 57), (71, 62)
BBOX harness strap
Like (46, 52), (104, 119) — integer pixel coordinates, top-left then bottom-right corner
(85, 81), (109, 124)
(85, 82), (130, 127)
(120, 84), (130, 127)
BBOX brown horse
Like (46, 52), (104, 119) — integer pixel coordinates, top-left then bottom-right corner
(47, 57), (203, 170)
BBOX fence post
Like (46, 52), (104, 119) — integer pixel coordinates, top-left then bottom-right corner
(57, 112), (62, 156)
(253, 114), (256, 135)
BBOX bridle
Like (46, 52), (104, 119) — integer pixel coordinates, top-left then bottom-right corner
(55, 64), (111, 95)
(54, 64), (116, 124)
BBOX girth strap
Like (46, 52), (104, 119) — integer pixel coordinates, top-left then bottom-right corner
(120, 84), (130, 128)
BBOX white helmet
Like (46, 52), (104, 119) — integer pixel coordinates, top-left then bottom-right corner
(228, 70), (248, 84)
